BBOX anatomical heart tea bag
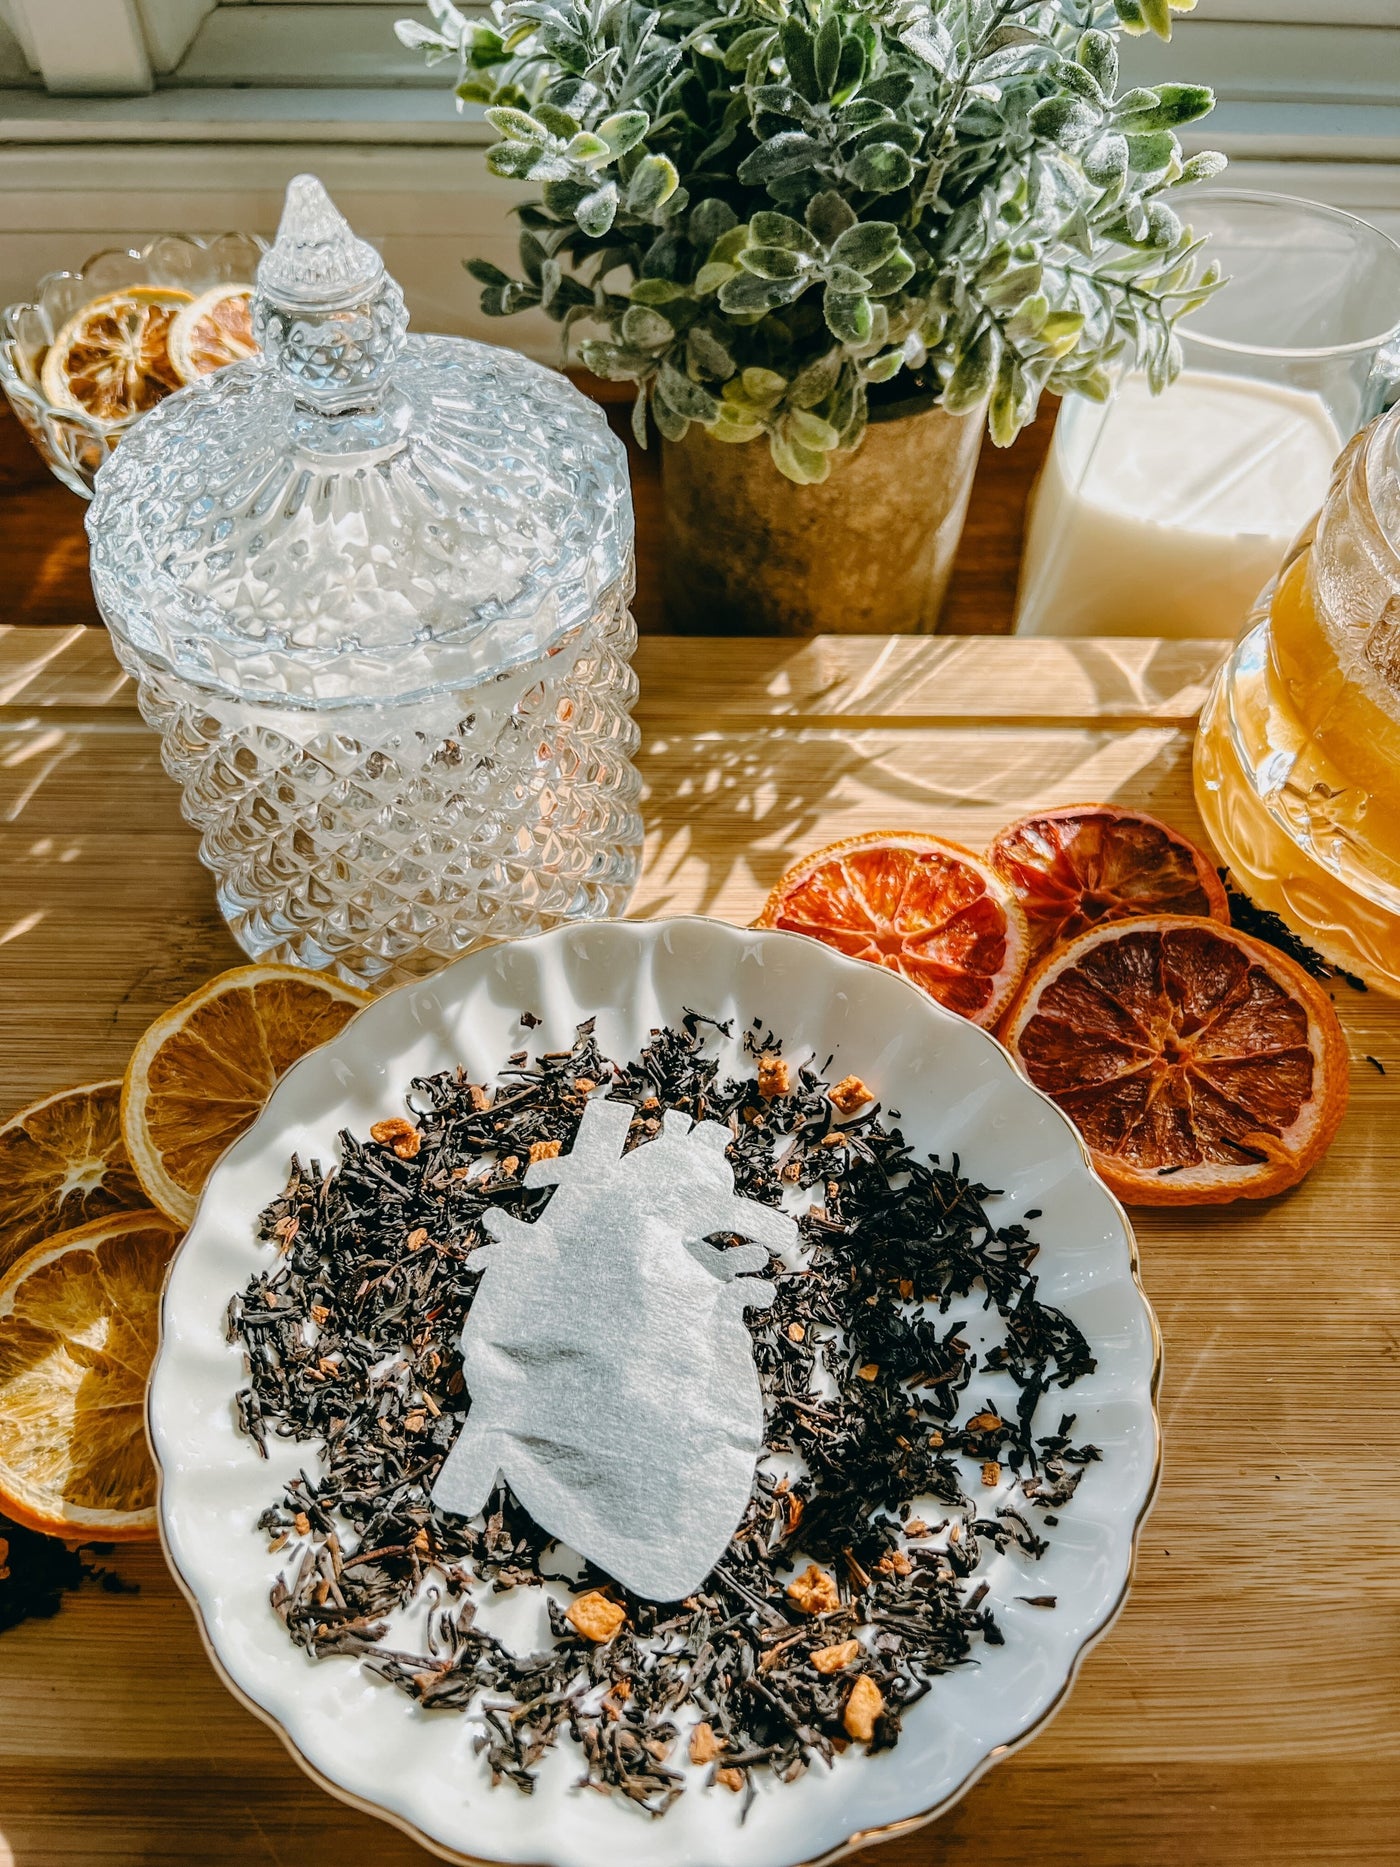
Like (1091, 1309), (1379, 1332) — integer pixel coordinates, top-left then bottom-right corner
(432, 1098), (795, 1600)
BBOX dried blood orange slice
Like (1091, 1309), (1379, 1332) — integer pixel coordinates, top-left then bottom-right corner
(988, 805), (1229, 962)
(39, 286), (191, 425)
(168, 284), (257, 385)
(755, 832), (1030, 1027)
(1002, 915), (1349, 1205)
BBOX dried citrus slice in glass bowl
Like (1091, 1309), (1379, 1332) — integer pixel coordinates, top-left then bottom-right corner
(0, 230), (266, 494)
(755, 832), (1030, 1027)
(0, 1209), (181, 1540)
(168, 283), (257, 384)
(0, 1080), (146, 1280)
(39, 285), (191, 425)
(123, 964), (372, 1227)
(1001, 914), (1349, 1205)
(988, 805), (1230, 962)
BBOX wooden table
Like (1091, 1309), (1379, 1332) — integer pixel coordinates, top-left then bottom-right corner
(2, 622), (1398, 1867)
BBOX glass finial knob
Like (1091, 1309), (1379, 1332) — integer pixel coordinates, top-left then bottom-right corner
(253, 173), (408, 416)
(258, 173), (384, 309)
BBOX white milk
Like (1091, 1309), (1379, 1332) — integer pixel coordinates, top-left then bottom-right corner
(1014, 370), (1342, 639)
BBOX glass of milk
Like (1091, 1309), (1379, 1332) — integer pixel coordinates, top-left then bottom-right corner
(1015, 191), (1400, 640)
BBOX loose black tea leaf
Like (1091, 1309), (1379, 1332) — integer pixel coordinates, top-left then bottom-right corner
(1221, 873), (1367, 991)
(231, 1018), (1100, 1810)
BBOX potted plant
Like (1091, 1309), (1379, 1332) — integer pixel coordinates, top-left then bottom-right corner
(400, 0), (1222, 634)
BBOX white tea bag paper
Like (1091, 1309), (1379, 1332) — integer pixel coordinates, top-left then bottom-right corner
(431, 1098), (796, 1600)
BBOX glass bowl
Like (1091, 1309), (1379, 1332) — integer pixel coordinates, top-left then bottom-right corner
(0, 231), (267, 498)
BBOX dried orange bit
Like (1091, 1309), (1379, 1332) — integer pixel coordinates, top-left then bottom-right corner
(785, 1493), (805, 1535)
(715, 1767), (745, 1793)
(787, 1322), (806, 1343)
(529, 1139), (562, 1165)
(857, 1362), (879, 1382)
(843, 1674), (885, 1743)
(573, 1077), (597, 1095)
(787, 1563), (840, 1615)
(981, 1460), (1002, 1487)
(828, 1074), (873, 1115)
(966, 1411), (1002, 1432)
(876, 1550), (912, 1577)
(369, 1117), (421, 1160)
(405, 1227), (428, 1252)
(689, 1721), (721, 1764)
(757, 1055), (790, 1100)
(566, 1590), (626, 1643)
(905, 1518), (928, 1537)
(811, 1638), (861, 1674)
(499, 1155), (520, 1178)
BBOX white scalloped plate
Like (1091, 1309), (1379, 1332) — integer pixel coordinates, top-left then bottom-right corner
(149, 917), (1159, 1867)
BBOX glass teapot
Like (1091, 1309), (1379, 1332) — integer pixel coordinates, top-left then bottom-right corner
(1194, 398), (1400, 993)
(86, 175), (642, 989)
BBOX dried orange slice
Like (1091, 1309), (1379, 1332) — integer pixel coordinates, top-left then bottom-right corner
(0, 1210), (181, 1540)
(39, 285), (192, 425)
(122, 965), (372, 1227)
(0, 1081), (146, 1280)
(168, 284), (257, 385)
(756, 832), (1030, 1027)
(1002, 915), (1349, 1205)
(988, 805), (1229, 961)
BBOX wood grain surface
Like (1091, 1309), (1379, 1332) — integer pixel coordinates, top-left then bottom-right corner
(1, 625), (1397, 1867)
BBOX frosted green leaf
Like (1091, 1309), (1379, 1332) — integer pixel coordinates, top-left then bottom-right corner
(824, 290), (873, 344)
(830, 222), (900, 275)
(739, 246), (807, 281)
(597, 110), (649, 153)
(621, 304), (674, 348)
(486, 105), (548, 141)
(741, 366), (787, 405)
(627, 155), (680, 216)
(787, 408), (841, 450)
(631, 276), (688, 305)
(576, 181), (618, 236)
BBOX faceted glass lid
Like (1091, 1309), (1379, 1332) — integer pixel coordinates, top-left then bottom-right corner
(86, 177), (633, 708)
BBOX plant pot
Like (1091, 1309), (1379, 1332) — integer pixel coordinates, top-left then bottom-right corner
(660, 400), (984, 635)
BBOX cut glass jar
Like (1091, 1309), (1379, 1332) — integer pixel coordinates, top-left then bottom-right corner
(86, 176), (642, 989)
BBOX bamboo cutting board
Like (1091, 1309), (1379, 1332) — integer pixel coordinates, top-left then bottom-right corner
(1, 624), (1398, 1867)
